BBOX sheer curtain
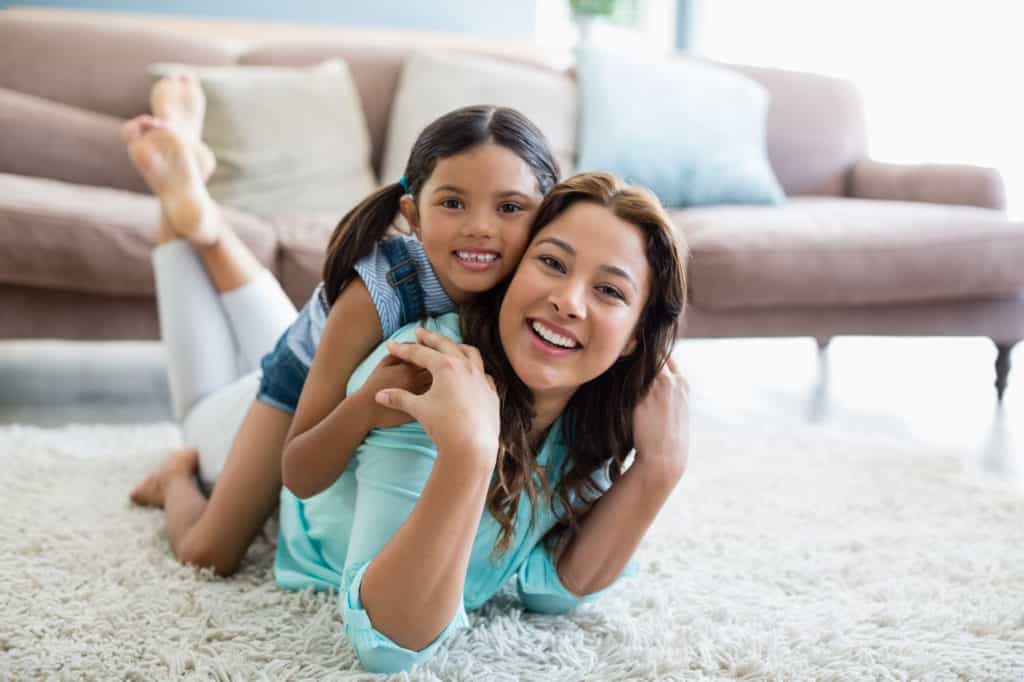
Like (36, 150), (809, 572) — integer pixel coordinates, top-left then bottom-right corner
(689, 0), (1023, 217)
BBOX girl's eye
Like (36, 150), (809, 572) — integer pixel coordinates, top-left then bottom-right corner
(498, 202), (523, 214)
(597, 284), (626, 301)
(440, 198), (464, 210)
(538, 255), (566, 273)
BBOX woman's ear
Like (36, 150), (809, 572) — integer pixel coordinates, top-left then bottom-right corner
(620, 336), (639, 358)
(398, 194), (421, 239)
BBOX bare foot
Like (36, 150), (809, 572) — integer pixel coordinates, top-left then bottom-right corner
(123, 117), (221, 246)
(150, 73), (216, 182)
(130, 447), (199, 508)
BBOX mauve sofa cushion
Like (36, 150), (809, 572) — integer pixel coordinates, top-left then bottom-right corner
(729, 64), (867, 198)
(0, 87), (147, 194)
(0, 13), (240, 119)
(269, 211), (337, 306)
(677, 197), (1024, 310)
(0, 173), (276, 296)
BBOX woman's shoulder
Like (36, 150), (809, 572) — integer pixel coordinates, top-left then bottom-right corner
(387, 313), (462, 345)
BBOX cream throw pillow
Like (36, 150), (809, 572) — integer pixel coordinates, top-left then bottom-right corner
(149, 60), (376, 218)
(380, 52), (577, 185)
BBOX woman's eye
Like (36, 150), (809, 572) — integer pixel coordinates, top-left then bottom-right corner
(498, 202), (522, 214)
(597, 284), (625, 301)
(538, 255), (566, 273)
(440, 198), (463, 210)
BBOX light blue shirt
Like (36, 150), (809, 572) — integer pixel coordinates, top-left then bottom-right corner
(274, 313), (638, 673)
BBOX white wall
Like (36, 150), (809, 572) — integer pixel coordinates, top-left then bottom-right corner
(1, 0), (538, 37)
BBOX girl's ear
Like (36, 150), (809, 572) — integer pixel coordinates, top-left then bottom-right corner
(399, 195), (421, 239)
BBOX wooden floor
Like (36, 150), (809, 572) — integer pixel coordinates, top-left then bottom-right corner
(1, 336), (1021, 484)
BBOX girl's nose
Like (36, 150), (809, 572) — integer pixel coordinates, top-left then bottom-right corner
(460, 209), (496, 239)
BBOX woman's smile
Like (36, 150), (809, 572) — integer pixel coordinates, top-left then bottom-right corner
(499, 201), (651, 397)
(526, 318), (582, 356)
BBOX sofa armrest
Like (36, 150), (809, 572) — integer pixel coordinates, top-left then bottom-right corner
(849, 158), (1006, 211)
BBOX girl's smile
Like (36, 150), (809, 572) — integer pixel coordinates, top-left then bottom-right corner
(401, 143), (543, 303)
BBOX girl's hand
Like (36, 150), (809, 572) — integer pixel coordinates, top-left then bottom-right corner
(353, 354), (432, 429)
(631, 350), (690, 484)
(375, 327), (500, 470)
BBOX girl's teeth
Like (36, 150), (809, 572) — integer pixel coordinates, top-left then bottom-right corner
(531, 321), (576, 349)
(457, 251), (497, 262)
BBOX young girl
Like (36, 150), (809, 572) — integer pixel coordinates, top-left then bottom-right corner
(127, 74), (560, 576)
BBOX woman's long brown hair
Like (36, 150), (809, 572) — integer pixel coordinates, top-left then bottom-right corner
(460, 173), (689, 560)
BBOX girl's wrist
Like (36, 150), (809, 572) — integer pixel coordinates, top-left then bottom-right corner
(347, 388), (381, 431)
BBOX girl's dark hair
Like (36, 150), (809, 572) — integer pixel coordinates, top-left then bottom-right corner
(321, 105), (560, 305)
(460, 172), (689, 560)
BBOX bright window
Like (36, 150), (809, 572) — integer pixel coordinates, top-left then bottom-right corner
(690, 0), (1023, 216)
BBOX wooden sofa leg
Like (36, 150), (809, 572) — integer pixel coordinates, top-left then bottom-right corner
(994, 341), (1015, 401)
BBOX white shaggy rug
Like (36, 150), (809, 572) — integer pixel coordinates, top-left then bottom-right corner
(1, 420), (1023, 681)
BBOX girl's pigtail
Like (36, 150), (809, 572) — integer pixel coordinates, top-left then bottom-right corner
(322, 182), (406, 306)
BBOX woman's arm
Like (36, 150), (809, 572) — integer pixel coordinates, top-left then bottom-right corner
(357, 446), (494, 651)
(555, 461), (681, 597)
(354, 328), (501, 652)
(282, 279), (419, 499)
(556, 353), (690, 597)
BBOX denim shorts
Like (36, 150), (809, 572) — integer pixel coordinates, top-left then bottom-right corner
(256, 332), (309, 415)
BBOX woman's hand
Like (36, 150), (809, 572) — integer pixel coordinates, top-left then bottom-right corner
(631, 350), (690, 485)
(374, 327), (501, 470)
(353, 354), (432, 429)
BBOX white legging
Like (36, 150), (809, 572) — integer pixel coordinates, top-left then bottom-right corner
(152, 241), (298, 486)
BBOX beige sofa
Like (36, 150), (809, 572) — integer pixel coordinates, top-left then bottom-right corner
(2, 8), (1022, 396)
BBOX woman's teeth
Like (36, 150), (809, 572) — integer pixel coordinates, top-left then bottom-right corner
(456, 251), (497, 262)
(531, 321), (577, 349)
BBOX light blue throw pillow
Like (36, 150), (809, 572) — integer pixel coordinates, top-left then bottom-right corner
(575, 48), (785, 208)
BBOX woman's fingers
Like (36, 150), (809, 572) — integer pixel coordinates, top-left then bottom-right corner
(385, 338), (445, 371)
(389, 327), (486, 372)
(414, 326), (465, 355)
(459, 344), (485, 371)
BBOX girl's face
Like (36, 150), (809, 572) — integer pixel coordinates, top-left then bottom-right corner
(498, 201), (652, 400)
(401, 143), (543, 304)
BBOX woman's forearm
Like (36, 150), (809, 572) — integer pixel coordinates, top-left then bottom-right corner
(281, 394), (374, 499)
(556, 461), (682, 597)
(359, 452), (494, 651)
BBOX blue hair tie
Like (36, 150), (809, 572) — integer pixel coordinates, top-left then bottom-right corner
(398, 176), (409, 193)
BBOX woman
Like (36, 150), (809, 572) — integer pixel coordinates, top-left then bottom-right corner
(274, 173), (690, 672)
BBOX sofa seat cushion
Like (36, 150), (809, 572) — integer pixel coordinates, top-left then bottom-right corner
(270, 211), (337, 306)
(677, 197), (1024, 310)
(0, 173), (276, 296)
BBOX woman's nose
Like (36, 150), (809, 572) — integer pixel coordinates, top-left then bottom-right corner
(549, 280), (586, 319)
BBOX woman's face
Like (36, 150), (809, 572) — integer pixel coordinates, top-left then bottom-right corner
(498, 201), (652, 398)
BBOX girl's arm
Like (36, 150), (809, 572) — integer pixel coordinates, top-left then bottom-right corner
(555, 353), (690, 597)
(282, 279), (416, 499)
